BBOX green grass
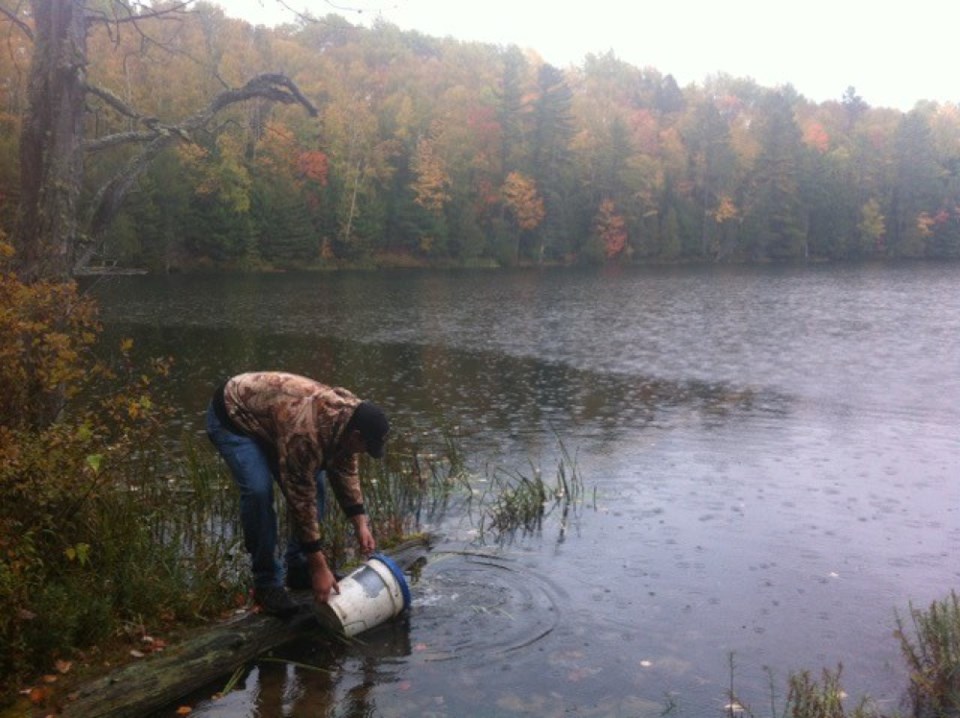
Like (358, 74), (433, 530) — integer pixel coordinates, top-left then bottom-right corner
(722, 590), (960, 718)
(896, 590), (960, 718)
(725, 661), (875, 718)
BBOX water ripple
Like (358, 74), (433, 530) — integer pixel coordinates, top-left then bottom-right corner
(406, 551), (563, 663)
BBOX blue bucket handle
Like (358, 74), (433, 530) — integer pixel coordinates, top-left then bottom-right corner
(371, 553), (412, 611)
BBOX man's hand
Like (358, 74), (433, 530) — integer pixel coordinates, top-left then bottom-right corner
(308, 551), (339, 604)
(352, 514), (376, 556)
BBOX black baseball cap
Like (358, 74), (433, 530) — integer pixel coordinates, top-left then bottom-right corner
(346, 401), (390, 458)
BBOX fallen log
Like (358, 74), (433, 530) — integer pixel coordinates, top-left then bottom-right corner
(61, 537), (432, 718)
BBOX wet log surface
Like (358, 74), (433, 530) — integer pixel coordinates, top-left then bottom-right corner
(61, 537), (431, 718)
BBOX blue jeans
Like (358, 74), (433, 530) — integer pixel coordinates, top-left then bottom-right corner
(206, 403), (325, 588)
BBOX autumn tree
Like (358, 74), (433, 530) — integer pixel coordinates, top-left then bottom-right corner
(502, 171), (544, 228)
(841, 86), (869, 132)
(741, 89), (807, 260)
(501, 170), (545, 263)
(530, 63), (576, 260)
(498, 46), (530, 174)
(857, 197), (885, 254)
(889, 109), (941, 257)
(244, 125), (305, 265)
(7, 2), (960, 270)
(411, 134), (451, 214)
(683, 94), (737, 258)
(427, 79), (502, 259)
(1, 0), (317, 282)
(592, 198), (628, 260)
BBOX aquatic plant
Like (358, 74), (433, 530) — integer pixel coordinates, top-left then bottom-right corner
(784, 666), (874, 718)
(283, 428), (469, 567)
(484, 466), (549, 535)
(474, 440), (586, 542)
(725, 657), (875, 718)
(896, 590), (960, 717)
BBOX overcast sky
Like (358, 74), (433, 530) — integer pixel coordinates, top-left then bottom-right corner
(220, 0), (958, 111)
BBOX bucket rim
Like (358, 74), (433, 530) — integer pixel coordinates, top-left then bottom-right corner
(370, 553), (412, 610)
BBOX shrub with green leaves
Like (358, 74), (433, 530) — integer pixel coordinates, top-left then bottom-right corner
(0, 237), (243, 697)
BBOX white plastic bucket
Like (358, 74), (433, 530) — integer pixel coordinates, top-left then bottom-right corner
(315, 553), (411, 637)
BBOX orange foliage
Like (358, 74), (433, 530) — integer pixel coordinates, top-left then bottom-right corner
(411, 138), (451, 214)
(297, 151), (329, 186)
(594, 199), (628, 259)
(802, 120), (830, 152)
(713, 194), (740, 223)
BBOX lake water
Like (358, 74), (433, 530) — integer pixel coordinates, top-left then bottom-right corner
(88, 263), (960, 717)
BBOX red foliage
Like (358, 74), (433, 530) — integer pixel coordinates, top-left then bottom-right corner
(466, 105), (500, 139)
(595, 199), (628, 259)
(297, 151), (329, 186)
(802, 121), (830, 153)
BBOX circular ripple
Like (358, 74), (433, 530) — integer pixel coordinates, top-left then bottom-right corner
(406, 551), (562, 662)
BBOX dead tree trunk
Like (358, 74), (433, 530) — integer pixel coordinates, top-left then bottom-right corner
(15, 0), (87, 282)
(60, 537), (431, 718)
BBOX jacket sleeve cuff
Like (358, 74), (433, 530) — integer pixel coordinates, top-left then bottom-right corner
(343, 503), (366, 518)
(301, 539), (324, 554)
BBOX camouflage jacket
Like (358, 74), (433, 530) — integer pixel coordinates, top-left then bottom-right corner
(222, 372), (366, 544)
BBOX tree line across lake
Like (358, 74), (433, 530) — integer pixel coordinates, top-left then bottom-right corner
(2, 1), (960, 273)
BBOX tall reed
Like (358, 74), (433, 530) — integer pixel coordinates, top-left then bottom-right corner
(294, 432), (469, 567)
(785, 666), (874, 718)
(896, 590), (960, 717)
(471, 440), (586, 543)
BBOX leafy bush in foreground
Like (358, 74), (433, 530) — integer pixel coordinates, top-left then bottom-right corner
(0, 237), (244, 699)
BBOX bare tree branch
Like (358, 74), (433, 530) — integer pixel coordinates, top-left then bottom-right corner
(84, 82), (142, 120)
(0, 2), (34, 42)
(84, 0), (193, 26)
(84, 129), (161, 152)
(207, 73), (318, 118)
(75, 72), (319, 270)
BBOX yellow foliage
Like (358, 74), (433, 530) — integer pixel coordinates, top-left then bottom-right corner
(0, 240), (174, 687)
(411, 138), (451, 214)
(713, 195), (740, 224)
(858, 198), (886, 246)
(501, 172), (545, 231)
(0, 242), (101, 428)
(176, 142), (210, 168)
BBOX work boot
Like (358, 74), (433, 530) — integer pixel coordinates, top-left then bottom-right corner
(253, 585), (299, 617)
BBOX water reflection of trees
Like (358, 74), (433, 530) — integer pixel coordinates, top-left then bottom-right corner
(100, 323), (792, 456)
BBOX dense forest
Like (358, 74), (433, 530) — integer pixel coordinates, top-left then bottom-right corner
(2, 1), (960, 271)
